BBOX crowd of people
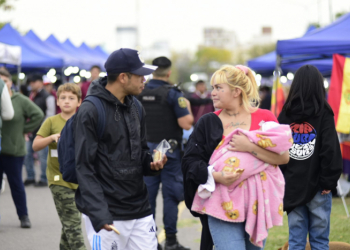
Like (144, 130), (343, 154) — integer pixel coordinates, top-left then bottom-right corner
(0, 48), (343, 250)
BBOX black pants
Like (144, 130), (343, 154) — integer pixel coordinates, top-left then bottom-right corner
(199, 215), (214, 250)
(0, 155), (28, 218)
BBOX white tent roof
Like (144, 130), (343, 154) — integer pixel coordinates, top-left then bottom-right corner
(0, 42), (21, 66)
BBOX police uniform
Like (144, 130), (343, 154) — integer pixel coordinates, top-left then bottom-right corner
(139, 79), (189, 236)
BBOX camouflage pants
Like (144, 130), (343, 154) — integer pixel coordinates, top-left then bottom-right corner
(50, 185), (86, 250)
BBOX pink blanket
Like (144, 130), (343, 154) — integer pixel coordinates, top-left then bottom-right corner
(191, 123), (293, 247)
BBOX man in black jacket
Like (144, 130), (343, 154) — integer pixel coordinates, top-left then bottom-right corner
(74, 49), (167, 250)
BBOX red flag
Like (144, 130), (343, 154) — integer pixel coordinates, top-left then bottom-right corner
(328, 54), (350, 134)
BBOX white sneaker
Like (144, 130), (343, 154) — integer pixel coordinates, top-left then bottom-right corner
(1, 178), (5, 193)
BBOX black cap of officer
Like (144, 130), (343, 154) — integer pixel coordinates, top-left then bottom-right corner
(152, 56), (172, 69)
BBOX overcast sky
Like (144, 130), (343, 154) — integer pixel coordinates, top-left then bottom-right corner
(1, 0), (349, 53)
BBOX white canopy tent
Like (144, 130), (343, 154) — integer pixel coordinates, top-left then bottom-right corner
(0, 42), (21, 65)
(0, 42), (22, 85)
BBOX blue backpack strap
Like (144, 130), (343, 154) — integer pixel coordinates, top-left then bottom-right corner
(84, 96), (106, 139)
(133, 96), (143, 122)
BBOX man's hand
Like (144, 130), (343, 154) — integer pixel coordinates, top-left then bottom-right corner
(213, 171), (242, 187)
(101, 224), (113, 231)
(150, 152), (167, 171)
(321, 190), (331, 195)
(50, 133), (61, 143)
(228, 132), (252, 152)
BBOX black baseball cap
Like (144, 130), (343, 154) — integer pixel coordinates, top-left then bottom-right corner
(152, 56), (172, 68)
(105, 48), (157, 75)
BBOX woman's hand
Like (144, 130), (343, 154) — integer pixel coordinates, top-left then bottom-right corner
(321, 190), (331, 195)
(213, 171), (242, 187)
(228, 132), (252, 153)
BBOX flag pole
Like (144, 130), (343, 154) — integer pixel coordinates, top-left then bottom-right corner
(273, 54), (282, 116)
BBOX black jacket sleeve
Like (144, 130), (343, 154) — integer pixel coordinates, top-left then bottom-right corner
(181, 113), (223, 213)
(277, 111), (288, 174)
(74, 102), (113, 232)
(318, 110), (343, 190)
(140, 106), (159, 176)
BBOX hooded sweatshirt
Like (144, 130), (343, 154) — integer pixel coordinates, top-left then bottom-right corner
(278, 102), (342, 213)
(74, 77), (159, 232)
(1, 92), (44, 156)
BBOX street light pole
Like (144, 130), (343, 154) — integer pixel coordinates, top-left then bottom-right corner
(328, 0), (333, 23)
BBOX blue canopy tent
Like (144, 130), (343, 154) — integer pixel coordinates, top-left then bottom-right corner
(62, 39), (102, 70)
(248, 26), (319, 76)
(277, 13), (350, 58)
(0, 23), (64, 68)
(24, 30), (82, 68)
(78, 42), (105, 70)
(94, 45), (109, 60)
(247, 51), (277, 76)
(45, 35), (92, 70)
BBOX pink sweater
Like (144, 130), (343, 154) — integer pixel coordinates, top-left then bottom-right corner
(191, 123), (293, 247)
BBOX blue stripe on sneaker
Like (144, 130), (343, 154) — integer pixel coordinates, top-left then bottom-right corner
(92, 235), (95, 250)
(99, 235), (101, 250)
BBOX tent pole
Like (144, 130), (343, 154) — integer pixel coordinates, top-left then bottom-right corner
(62, 67), (65, 84)
(274, 54), (282, 116)
(17, 65), (21, 88)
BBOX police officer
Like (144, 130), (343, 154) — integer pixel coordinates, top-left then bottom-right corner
(139, 57), (193, 250)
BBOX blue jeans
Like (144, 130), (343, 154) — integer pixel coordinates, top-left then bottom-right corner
(144, 142), (184, 235)
(24, 136), (48, 182)
(288, 190), (332, 250)
(208, 216), (266, 250)
(0, 155), (28, 218)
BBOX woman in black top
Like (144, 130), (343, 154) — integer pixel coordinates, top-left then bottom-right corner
(182, 65), (290, 250)
(278, 65), (342, 250)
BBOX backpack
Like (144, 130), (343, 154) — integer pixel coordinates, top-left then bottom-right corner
(58, 95), (142, 184)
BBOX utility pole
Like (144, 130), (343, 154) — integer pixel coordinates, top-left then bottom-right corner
(135, 0), (140, 50)
(328, 0), (333, 23)
(318, 0), (322, 26)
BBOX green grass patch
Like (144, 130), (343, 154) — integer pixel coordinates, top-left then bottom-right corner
(265, 197), (350, 249)
(177, 218), (201, 228)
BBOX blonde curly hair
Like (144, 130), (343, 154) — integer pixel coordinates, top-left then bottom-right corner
(210, 65), (260, 112)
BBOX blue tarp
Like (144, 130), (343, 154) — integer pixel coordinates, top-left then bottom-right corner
(24, 30), (82, 68)
(0, 23), (64, 68)
(94, 46), (109, 60)
(247, 26), (319, 75)
(277, 13), (350, 56)
(78, 42), (105, 70)
(45, 36), (93, 70)
(62, 39), (103, 70)
(247, 51), (276, 75)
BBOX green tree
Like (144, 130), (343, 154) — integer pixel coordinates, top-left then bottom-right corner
(0, 0), (15, 10)
(170, 51), (193, 84)
(0, 0), (16, 30)
(195, 46), (232, 68)
(307, 22), (321, 29)
(335, 11), (347, 19)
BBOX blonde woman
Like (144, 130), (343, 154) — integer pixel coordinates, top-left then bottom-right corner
(182, 65), (290, 250)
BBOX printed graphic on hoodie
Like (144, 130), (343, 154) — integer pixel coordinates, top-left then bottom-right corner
(289, 122), (317, 160)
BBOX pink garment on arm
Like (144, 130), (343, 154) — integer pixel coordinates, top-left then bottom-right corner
(191, 124), (293, 247)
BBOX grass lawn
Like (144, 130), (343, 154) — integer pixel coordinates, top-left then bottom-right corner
(265, 197), (350, 250)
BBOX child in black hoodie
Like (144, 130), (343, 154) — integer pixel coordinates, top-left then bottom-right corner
(278, 65), (342, 250)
